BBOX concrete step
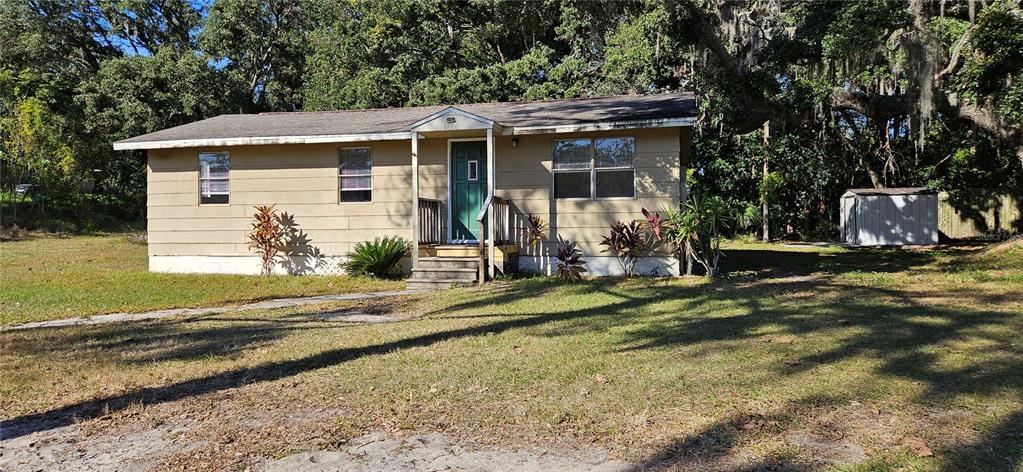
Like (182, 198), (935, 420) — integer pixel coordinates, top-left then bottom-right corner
(407, 278), (476, 291)
(410, 267), (478, 281)
(417, 257), (480, 270)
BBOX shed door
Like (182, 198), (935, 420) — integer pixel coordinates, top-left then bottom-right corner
(450, 141), (487, 241)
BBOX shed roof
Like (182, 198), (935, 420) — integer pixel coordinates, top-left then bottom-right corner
(113, 93), (697, 150)
(842, 187), (937, 197)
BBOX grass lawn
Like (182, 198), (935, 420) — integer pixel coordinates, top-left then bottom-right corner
(0, 234), (403, 326)
(1, 238), (1021, 470)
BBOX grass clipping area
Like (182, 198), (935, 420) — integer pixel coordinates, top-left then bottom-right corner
(1, 238), (1021, 470)
(0, 234), (403, 326)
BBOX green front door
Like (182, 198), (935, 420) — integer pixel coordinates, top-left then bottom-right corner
(450, 141), (487, 241)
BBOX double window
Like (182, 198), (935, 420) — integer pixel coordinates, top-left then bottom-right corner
(553, 137), (635, 199)
(340, 147), (372, 203)
(199, 152), (230, 205)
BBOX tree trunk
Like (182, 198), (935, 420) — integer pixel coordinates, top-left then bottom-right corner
(684, 241), (694, 276)
(860, 154), (885, 189)
(761, 121), (770, 242)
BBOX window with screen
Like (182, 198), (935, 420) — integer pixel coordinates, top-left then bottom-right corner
(339, 147), (372, 203)
(594, 137), (635, 198)
(552, 137), (634, 199)
(199, 152), (230, 205)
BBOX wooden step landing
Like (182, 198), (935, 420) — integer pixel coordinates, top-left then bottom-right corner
(418, 243), (519, 259)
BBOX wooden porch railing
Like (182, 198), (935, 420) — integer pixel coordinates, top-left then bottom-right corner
(475, 195), (510, 285)
(418, 198), (444, 245)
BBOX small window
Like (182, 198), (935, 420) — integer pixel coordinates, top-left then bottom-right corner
(199, 152), (230, 205)
(595, 137), (635, 198)
(553, 137), (635, 199)
(340, 147), (372, 203)
(468, 160), (479, 181)
(553, 139), (593, 199)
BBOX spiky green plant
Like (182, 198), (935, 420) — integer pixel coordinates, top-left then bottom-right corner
(685, 194), (732, 277)
(734, 202), (762, 233)
(342, 236), (410, 278)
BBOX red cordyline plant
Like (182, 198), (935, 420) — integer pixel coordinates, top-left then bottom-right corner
(641, 208), (667, 240)
(247, 204), (287, 275)
(556, 241), (587, 281)
(599, 220), (650, 277)
(521, 214), (549, 248)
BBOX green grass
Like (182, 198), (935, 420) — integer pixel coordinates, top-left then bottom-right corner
(1, 238), (1021, 470)
(0, 234), (403, 325)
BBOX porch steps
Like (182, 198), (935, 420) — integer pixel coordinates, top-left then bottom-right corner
(407, 256), (480, 291)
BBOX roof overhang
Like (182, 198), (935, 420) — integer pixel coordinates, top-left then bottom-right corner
(112, 131), (413, 151)
(505, 116), (696, 135)
(113, 115), (697, 150)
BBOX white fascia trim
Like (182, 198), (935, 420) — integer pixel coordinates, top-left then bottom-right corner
(112, 132), (413, 151)
(505, 117), (696, 135)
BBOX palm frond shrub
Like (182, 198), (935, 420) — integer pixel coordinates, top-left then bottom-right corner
(684, 194), (732, 277)
(343, 236), (410, 278)
(652, 194), (732, 278)
(734, 202), (762, 233)
(555, 241), (587, 281)
(656, 204), (697, 276)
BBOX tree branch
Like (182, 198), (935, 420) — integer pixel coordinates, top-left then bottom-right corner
(831, 90), (911, 120)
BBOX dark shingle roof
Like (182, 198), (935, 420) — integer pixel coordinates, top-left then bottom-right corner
(842, 187), (937, 196)
(114, 93), (697, 148)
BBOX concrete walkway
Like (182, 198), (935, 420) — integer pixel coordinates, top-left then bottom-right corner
(258, 432), (633, 472)
(1, 291), (411, 332)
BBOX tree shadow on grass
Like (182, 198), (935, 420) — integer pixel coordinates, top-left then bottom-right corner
(0, 283), (631, 440)
(626, 395), (852, 471)
(630, 396), (1022, 471)
(1, 319), (298, 364)
(939, 410), (1023, 471)
(595, 276), (1022, 470)
(3, 299), (415, 364)
(2, 268), (1020, 470)
(721, 247), (955, 277)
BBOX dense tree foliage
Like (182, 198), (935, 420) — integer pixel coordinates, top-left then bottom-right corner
(1, 0), (1020, 237)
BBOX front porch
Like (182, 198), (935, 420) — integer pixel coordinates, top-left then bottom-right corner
(408, 107), (518, 286)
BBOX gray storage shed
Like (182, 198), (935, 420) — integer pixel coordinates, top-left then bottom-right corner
(840, 188), (939, 246)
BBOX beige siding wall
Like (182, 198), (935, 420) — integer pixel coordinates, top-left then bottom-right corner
(496, 127), (687, 257)
(148, 140), (446, 257)
(147, 127), (687, 269)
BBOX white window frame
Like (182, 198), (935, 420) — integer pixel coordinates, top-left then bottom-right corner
(198, 151), (230, 206)
(552, 137), (636, 200)
(339, 146), (372, 204)
(467, 159), (479, 181)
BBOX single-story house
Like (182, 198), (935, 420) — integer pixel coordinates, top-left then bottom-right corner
(113, 93), (698, 285)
